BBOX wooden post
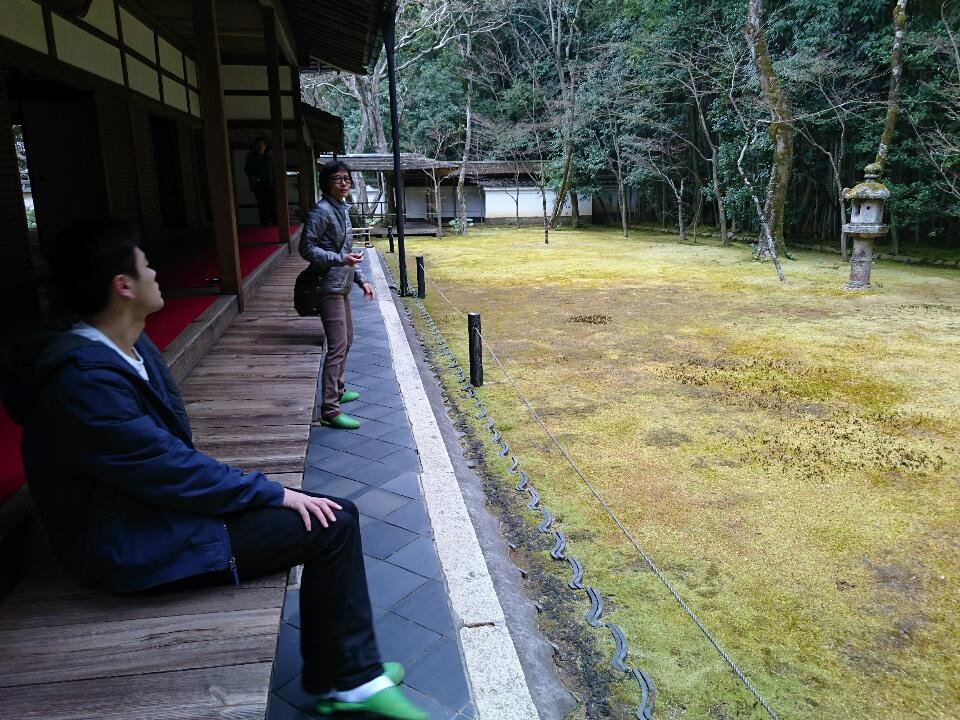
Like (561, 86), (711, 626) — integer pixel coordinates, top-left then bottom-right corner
(387, 226), (395, 254)
(194, 0), (243, 308)
(291, 66), (313, 223)
(416, 256), (425, 298)
(468, 313), (483, 387)
(264, 6), (290, 246)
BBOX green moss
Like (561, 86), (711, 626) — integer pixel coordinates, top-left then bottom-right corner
(379, 227), (959, 720)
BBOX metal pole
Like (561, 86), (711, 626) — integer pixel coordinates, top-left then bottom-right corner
(387, 225), (395, 254)
(416, 256), (426, 298)
(468, 313), (483, 387)
(382, 3), (409, 296)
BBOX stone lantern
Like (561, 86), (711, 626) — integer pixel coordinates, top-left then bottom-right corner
(842, 163), (890, 289)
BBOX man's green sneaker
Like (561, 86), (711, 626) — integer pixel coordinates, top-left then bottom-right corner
(316, 663), (404, 701)
(340, 390), (361, 403)
(383, 661), (405, 685)
(319, 413), (361, 430)
(315, 685), (427, 720)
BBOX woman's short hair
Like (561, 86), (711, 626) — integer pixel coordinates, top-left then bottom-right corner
(319, 160), (352, 193)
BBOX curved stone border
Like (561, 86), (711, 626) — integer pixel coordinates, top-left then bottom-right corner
(409, 297), (657, 720)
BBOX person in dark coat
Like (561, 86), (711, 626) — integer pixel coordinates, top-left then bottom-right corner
(0, 220), (426, 720)
(244, 137), (276, 226)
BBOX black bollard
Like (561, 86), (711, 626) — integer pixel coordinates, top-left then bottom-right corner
(416, 256), (426, 298)
(387, 226), (395, 254)
(468, 313), (483, 387)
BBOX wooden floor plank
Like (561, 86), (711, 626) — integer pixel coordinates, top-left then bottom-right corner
(2, 662), (273, 720)
(0, 608), (282, 687)
(0, 574), (286, 631)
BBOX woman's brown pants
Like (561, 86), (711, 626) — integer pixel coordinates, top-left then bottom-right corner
(318, 293), (352, 419)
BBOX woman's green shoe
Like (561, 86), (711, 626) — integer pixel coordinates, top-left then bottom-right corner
(340, 390), (361, 403)
(316, 685), (427, 720)
(319, 413), (361, 430)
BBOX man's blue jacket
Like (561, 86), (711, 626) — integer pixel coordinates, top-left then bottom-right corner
(0, 329), (284, 593)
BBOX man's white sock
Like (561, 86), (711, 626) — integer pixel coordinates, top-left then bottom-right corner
(335, 674), (393, 703)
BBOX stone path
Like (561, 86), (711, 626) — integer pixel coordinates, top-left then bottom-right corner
(266, 254), (474, 720)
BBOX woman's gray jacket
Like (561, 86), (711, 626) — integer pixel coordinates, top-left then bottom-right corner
(298, 195), (368, 295)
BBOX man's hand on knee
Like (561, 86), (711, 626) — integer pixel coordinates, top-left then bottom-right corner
(282, 489), (343, 531)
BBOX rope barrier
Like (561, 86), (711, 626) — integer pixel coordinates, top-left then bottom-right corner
(415, 281), (781, 720)
(407, 295), (656, 720)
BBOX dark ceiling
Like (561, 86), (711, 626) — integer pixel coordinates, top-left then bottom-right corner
(132, 0), (384, 72)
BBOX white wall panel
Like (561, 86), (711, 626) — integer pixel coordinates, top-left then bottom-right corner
(53, 15), (123, 84)
(0, 0), (47, 54)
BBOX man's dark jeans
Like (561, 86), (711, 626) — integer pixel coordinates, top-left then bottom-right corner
(252, 183), (277, 226)
(226, 493), (382, 693)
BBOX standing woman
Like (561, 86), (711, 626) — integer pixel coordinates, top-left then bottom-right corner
(300, 160), (375, 430)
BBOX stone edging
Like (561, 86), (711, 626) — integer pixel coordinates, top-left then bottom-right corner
(368, 251), (541, 720)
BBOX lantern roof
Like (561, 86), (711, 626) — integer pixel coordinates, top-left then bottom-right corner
(843, 181), (890, 201)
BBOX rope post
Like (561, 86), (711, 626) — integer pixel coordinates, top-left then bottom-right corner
(387, 226), (395, 254)
(468, 312), (483, 387)
(416, 256), (426, 298)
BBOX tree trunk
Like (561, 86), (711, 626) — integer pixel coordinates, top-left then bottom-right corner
(433, 174), (443, 237)
(384, 172), (396, 222)
(676, 178), (686, 243)
(890, 209), (900, 254)
(514, 172), (520, 227)
(872, 0), (909, 177)
(570, 191), (580, 228)
(549, 149), (572, 228)
(456, 35), (474, 236)
(617, 174), (628, 238)
(745, 0), (794, 259)
(661, 184), (667, 230)
(692, 191), (703, 244)
(543, 0), (580, 230)
(540, 185), (549, 244)
(712, 150), (729, 245)
(353, 173), (368, 225)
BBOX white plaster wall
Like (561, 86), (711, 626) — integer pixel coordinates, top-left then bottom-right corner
(53, 15), (123, 84)
(224, 95), (294, 121)
(84, 0), (118, 38)
(486, 187), (591, 218)
(404, 188), (428, 218)
(0, 0), (47, 54)
(126, 53), (160, 100)
(120, 7), (155, 60)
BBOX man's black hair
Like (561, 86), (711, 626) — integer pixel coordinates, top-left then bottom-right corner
(320, 160), (352, 195)
(51, 219), (141, 317)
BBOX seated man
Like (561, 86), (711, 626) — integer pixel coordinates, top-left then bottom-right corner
(0, 220), (425, 720)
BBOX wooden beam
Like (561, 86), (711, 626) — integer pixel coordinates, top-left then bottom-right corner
(291, 66), (313, 222)
(260, 0), (298, 67)
(263, 6), (290, 245)
(194, 0), (243, 309)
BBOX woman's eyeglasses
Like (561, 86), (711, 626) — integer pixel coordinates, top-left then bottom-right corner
(330, 175), (352, 185)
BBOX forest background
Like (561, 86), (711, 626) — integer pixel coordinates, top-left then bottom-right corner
(302, 0), (959, 260)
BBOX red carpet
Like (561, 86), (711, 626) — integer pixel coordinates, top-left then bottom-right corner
(0, 403), (24, 505)
(144, 295), (218, 351)
(238, 225), (299, 246)
(240, 243), (281, 276)
(147, 242), (284, 353)
(155, 238), (292, 291)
